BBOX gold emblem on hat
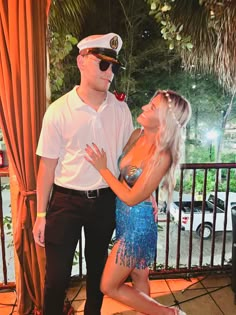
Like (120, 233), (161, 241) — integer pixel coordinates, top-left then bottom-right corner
(110, 36), (118, 50)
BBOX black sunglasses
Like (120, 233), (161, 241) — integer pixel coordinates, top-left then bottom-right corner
(84, 53), (121, 75)
(98, 59), (121, 75)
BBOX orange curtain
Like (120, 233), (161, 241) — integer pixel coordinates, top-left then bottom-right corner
(0, 0), (50, 313)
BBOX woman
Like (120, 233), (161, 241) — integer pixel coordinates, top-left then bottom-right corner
(85, 90), (191, 315)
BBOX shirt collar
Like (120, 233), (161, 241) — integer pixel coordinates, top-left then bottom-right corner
(68, 86), (87, 110)
(68, 86), (110, 112)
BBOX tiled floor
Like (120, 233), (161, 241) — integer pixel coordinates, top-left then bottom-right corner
(1, 274), (236, 314)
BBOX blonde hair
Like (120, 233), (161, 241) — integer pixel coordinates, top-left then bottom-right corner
(148, 90), (191, 206)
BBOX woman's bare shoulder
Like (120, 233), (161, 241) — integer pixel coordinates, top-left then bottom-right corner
(130, 128), (142, 141)
(123, 128), (142, 151)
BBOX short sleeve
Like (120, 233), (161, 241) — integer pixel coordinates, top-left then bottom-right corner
(36, 106), (62, 158)
(123, 102), (134, 145)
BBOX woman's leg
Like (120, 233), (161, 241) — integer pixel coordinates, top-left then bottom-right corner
(100, 242), (178, 315)
(131, 267), (150, 295)
(131, 268), (150, 315)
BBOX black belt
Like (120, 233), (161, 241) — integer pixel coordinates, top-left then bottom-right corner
(53, 184), (111, 199)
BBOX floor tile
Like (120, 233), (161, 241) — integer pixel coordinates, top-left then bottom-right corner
(199, 274), (232, 292)
(102, 295), (134, 315)
(210, 285), (236, 315)
(181, 294), (223, 315)
(1, 275), (235, 315)
(0, 290), (17, 315)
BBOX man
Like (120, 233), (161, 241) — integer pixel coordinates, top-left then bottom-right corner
(33, 32), (133, 315)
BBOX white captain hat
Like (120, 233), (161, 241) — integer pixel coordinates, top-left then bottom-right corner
(77, 32), (123, 65)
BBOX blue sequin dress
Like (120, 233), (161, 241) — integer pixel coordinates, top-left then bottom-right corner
(115, 150), (158, 269)
(115, 198), (157, 269)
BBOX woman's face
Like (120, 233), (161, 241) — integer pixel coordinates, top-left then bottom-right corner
(137, 94), (164, 129)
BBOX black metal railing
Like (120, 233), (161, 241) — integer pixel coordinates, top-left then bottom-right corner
(72, 163), (236, 279)
(151, 163), (236, 278)
(1, 163), (235, 284)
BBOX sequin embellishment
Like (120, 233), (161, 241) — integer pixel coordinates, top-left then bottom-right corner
(115, 198), (157, 269)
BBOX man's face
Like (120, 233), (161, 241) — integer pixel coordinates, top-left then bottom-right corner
(79, 54), (114, 92)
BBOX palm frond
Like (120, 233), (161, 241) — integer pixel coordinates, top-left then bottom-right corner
(49, 0), (95, 36)
(169, 0), (236, 92)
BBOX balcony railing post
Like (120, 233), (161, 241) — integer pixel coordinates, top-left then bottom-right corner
(0, 172), (8, 284)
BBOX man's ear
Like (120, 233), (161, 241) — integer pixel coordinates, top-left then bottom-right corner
(77, 55), (84, 70)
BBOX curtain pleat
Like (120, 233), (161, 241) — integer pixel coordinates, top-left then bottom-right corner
(0, 1), (50, 313)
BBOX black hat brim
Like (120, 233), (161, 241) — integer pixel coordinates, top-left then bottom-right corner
(80, 47), (123, 67)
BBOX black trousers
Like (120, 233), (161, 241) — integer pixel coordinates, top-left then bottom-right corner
(43, 186), (116, 315)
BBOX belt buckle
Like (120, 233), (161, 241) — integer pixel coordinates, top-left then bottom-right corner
(86, 189), (99, 199)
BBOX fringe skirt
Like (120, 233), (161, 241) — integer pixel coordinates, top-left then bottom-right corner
(115, 198), (157, 269)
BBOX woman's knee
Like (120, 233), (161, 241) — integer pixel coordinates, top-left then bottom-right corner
(100, 277), (112, 296)
(100, 275), (120, 297)
(131, 267), (149, 283)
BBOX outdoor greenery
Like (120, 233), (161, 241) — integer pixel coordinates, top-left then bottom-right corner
(175, 169), (236, 194)
(1, 184), (13, 248)
(47, 0), (236, 193)
(145, 0), (236, 93)
(48, 32), (78, 101)
(145, 0), (194, 51)
(3, 215), (13, 247)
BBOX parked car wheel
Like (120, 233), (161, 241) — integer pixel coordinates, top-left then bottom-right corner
(196, 224), (212, 239)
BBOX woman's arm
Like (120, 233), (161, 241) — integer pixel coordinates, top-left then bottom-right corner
(85, 143), (171, 206)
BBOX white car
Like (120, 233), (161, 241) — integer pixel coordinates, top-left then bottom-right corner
(170, 192), (236, 239)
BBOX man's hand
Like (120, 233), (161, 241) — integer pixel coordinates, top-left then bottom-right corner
(33, 217), (46, 247)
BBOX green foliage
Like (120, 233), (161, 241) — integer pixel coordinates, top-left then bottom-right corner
(175, 168), (236, 194)
(221, 152), (236, 163)
(3, 215), (13, 248)
(1, 183), (10, 190)
(49, 32), (78, 101)
(47, 0), (236, 164)
(218, 177), (236, 193)
(145, 0), (232, 52)
(3, 215), (12, 231)
(186, 145), (210, 163)
(72, 250), (80, 266)
(49, 0), (92, 36)
(113, 0), (169, 99)
(130, 66), (231, 122)
(1, 183), (13, 247)
(145, 0), (193, 51)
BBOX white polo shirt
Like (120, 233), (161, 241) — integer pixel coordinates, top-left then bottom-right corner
(36, 86), (134, 190)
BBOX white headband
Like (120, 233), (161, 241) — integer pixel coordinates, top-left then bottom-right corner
(163, 90), (182, 128)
